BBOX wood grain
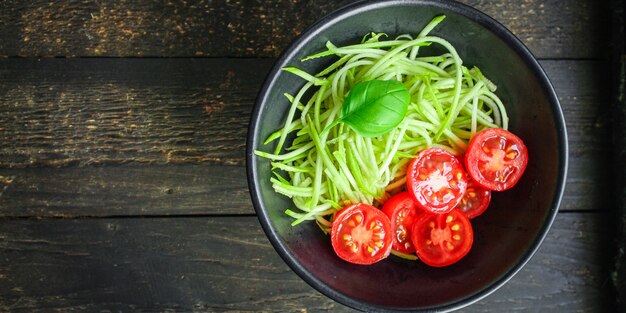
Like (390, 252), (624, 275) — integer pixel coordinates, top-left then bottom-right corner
(0, 165), (250, 217)
(0, 59), (611, 216)
(540, 61), (612, 212)
(0, 213), (614, 312)
(0, 0), (609, 59)
(0, 58), (264, 168)
(610, 0), (626, 307)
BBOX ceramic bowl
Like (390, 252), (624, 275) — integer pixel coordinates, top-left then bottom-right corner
(247, 0), (567, 311)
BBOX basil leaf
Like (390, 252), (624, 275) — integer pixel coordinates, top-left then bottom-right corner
(327, 80), (410, 137)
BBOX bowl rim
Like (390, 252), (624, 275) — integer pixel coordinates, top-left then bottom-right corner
(246, 0), (568, 311)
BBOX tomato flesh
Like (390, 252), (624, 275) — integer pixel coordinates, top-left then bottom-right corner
(465, 128), (528, 191)
(331, 203), (392, 265)
(406, 148), (468, 214)
(456, 179), (491, 219)
(381, 192), (420, 254)
(411, 209), (473, 267)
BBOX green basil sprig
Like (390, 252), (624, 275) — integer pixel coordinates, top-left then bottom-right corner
(322, 80), (410, 137)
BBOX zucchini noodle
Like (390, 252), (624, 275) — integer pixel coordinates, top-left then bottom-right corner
(255, 16), (508, 232)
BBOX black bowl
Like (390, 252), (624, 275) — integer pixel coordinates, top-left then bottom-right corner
(246, 0), (568, 311)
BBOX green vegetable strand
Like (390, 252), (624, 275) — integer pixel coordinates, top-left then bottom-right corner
(254, 16), (509, 231)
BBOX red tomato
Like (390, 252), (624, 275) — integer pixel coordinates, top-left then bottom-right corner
(406, 148), (468, 214)
(456, 179), (491, 219)
(381, 192), (420, 254)
(331, 203), (392, 265)
(465, 128), (528, 191)
(411, 209), (473, 267)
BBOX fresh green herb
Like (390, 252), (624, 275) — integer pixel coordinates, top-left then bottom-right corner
(322, 80), (410, 137)
(254, 15), (509, 231)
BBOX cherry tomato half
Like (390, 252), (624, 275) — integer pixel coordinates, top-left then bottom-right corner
(455, 179), (491, 219)
(411, 208), (473, 267)
(381, 192), (420, 254)
(331, 203), (392, 265)
(465, 128), (528, 191)
(406, 148), (468, 214)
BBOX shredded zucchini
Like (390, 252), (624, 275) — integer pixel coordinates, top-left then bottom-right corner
(255, 16), (508, 232)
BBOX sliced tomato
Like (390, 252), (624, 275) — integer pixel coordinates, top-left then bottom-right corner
(406, 148), (468, 214)
(330, 203), (392, 265)
(465, 128), (528, 191)
(381, 192), (420, 254)
(456, 179), (491, 219)
(411, 208), (473, 267)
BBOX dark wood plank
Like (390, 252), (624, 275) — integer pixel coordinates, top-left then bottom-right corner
(0, 0), (609, 59)
(0, 58), (268, 168)
(0, 213), (614, 312)
(610, 0), (626, 308)
(0, 59), (611, 216)
(0, 165), (250, 217)
(540, 61), (612, 212)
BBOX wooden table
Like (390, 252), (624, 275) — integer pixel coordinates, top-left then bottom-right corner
(0, 0), (621, 311)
